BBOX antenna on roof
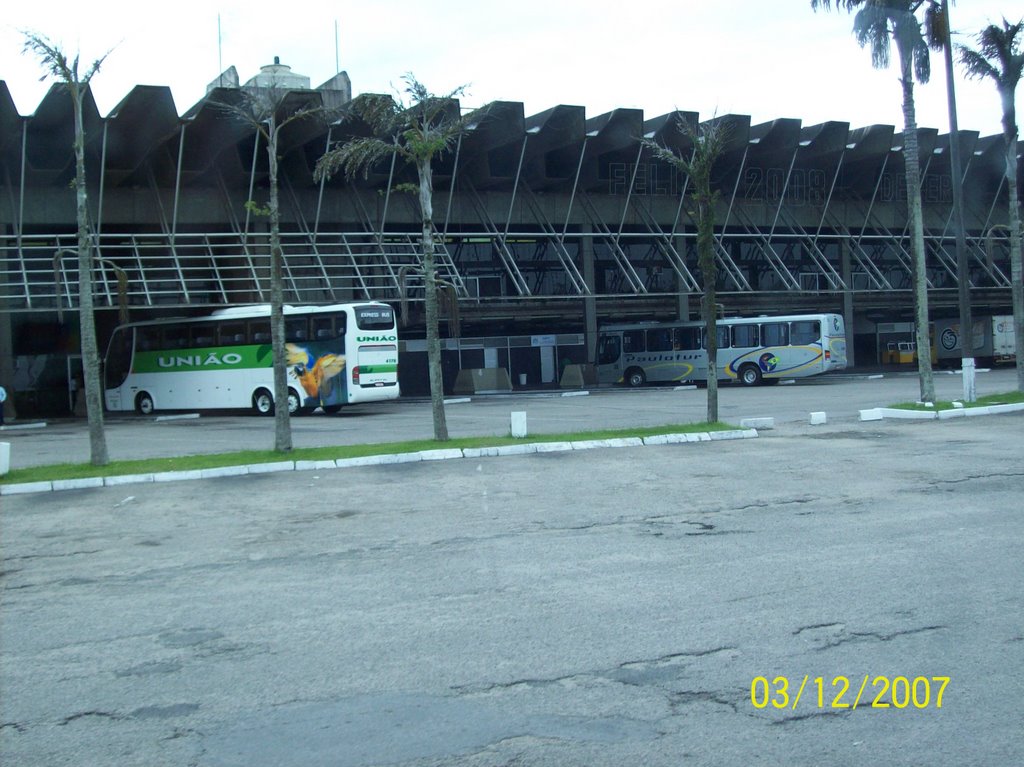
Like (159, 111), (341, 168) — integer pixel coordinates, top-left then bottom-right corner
(334, 20), (340, 74)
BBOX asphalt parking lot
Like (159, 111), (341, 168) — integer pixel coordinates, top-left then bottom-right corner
(1, 367), (1019, 470)
(1, 369), (1022, 766)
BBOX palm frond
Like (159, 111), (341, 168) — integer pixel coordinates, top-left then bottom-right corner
(958, 19), (1024, 89)
(314, 137), (397, 182)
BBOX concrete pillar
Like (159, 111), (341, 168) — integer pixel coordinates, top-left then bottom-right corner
(581, 230), (597, 363)
(674, 236), (691, 321)
(841, 239), (855, 368)
(0, 284), (16, 421)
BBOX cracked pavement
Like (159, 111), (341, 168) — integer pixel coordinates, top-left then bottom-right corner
(1, 408), (1022, 766)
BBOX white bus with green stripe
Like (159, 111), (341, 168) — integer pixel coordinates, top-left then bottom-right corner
(104, 303), (399, 415)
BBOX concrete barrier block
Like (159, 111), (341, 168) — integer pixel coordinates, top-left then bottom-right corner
(0, 441), (8, 476)
(642, 434), (688, 446)
(382, 452), (424, 464)
(247, 461), (295, 474)
(295, 460), (339, 471)
(987, 403), (1024, 415)
(740, 429), (759, 438)
(569, 439), (600, 450)
(809, 411), (827, 425)
(52, 477), (106, 491)
(0, 481), (53, 495)
(199, 466), (249, 479)
(878, 408), (936, 420)
(418, 449), (464, 461)
(559, 363), (599, 389)
(535, 442), (573, 453)
(510, 411), (527, 438)
(709, 430), (745, 440)
(604, 437), (644, 448)
(495, 444), (538, 457)
(153, 470), (204, 483)
(739, 417), (775, 430)
(336, 455), (388, 468)
(453, 368), (513, 394)
(104, 473), (156, 486)
(859, 409), (883, 421)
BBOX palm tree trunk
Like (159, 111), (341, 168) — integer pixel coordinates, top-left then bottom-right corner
(268, 122), (292, 451)
(73, 82), (109, 466)
(698, 197), (718, 423)
(1006, 130), (1023, 393)
(419, 157), (449, 441)
(899, 48), (936, 403)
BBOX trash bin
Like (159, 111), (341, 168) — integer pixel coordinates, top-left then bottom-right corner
(518, 373), (527, 386)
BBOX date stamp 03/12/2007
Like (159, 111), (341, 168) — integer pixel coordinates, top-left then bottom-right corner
(751, 676), (950, 711)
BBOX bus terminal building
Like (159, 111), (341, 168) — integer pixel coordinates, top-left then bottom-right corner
(0, 63), (1019, 413)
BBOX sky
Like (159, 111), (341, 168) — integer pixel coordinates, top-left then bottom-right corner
(1, 0), (1018, 138)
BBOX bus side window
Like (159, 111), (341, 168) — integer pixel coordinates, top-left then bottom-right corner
(762, 322), (788, 346)
(732, 324), (759, 348)
(703, 327), (731, 349)
(597, 335), (621, 365)
(250, 321), (271, 343)
(163, 325), (188, 349)
(791, 320), (820, 346)
(286, 319), (308, 342)
(623, 330), (644, 354)
(674, 327), (700, 351)
(138, 326), (160, 351)
(218, 323), (246, 346)
(193, 327), (214, 347)
(312, 317), (334, 340)
(647, 328), (673, 352)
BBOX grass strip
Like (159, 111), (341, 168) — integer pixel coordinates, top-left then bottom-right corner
(888, 390), (1024, 412)
(1, 421), (739, 485)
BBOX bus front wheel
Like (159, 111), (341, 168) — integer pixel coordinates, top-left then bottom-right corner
(253, 388), (274, 416)
(624, 368), (646, 388)
(135, 392), (155, 415)
(739, 364), (762, 387)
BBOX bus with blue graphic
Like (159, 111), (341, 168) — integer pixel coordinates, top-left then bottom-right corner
(596, 313), (847, 387)
(104, 302), (400, 415)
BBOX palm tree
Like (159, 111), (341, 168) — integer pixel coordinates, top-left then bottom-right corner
(812, 0), (936, 402)
(314, 75), (473, 441)
(212, 87), (336, 452)
(958, 19), (1024, 392)
(22, 33), (111, 465)
(641, 116), (728, 422)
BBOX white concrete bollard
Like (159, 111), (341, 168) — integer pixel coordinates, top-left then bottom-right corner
(0, 442), (9, 476)
(809, 412), (827, 425)
(510, 411), (528, 438)
(962, 357), (977, 403)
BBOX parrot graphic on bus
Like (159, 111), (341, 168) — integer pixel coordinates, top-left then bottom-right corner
(286, 343), (346, 403)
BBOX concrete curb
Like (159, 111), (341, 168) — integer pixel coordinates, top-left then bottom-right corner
(860, 402), (1024, 422)
(0, 428), (758, 496)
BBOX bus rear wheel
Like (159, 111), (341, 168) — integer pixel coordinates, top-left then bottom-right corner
(625, 368), (646, 388)
(253, 388), (274, 416)
(135, 392), (155, 415)
(287, 389), (310, 416)
(739, 364), (762, 387)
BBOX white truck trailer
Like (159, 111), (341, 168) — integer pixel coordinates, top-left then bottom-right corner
(934, 315), (1016, 366)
